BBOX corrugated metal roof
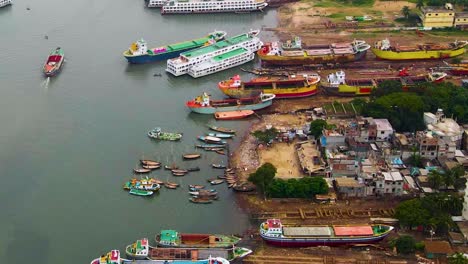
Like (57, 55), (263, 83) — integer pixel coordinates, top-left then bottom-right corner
(283, 227), (332, 237)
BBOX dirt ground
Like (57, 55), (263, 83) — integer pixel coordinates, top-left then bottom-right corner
(258, 142), (304, 178)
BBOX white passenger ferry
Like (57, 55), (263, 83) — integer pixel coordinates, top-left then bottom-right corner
(188, 47), (255, 78)
(166, 30), (261, 77)
(146, 0), (168, 8)
(161, 0), (267, 14)
(0, 0), (12, 8)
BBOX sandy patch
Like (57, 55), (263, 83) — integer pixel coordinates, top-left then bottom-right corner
(258, 142), (304, 178)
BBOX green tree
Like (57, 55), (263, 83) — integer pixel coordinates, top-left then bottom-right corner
(252, 127), (278, 144)
(371, 80), (403, 99)
(416, 0), (424, 9)
(448, 253), (468, 264)
(248, 163), (277, 198)
(395, 199), (430, 228)
(393, 235), (416, 254)
(401, 6), (411, 19)
(309, 119), (328, 139)
(408, 146), (423, 167)
(428, 170), (444, 190)
(267, 177), (328, 198)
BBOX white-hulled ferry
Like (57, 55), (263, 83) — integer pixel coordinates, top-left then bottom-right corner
(166, 30), (261, 77)
(0, 0), (12, 8)
(188, 47), (255, 78)
(161, 0), (267, 14)
(146, 0), (168, 8)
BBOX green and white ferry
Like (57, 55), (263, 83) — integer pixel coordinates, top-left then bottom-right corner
(166, 30), (262, 76)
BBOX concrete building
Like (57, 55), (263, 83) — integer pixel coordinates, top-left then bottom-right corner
(454, 12), (468, 29)
(417, 131), (439, 159)
(419, 4), (456, 28)
(374, 119), (394, 141)
(375, 171), (404, 195)
(424, 109), (463, 147)
(334, 177), (366, 198)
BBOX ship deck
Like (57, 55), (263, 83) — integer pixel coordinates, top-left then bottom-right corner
(167, 37), (211, 51)
(181, 34), (251, 59)
(213, 48), (248, 62)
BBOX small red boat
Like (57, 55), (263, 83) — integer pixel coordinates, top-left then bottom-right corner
(43, 47), (64, 77)
(214, 110), (254, 120)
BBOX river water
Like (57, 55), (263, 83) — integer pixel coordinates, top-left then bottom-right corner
(0, 1), (277, 263)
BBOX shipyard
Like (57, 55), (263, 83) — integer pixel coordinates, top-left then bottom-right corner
(1, 0), (467, 264)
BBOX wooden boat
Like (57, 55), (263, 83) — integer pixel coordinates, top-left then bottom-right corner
(206, 133), (234, 139)
(140, 160), (161, 166)
(189, 190), (218, 196)
(134, 168), (152, 174)
(228, 183), (235, 188)
(129, 189), (154, 196)
(212, 164), (227, 169)
(225, 168), (234, 173)
(226, 180), (237, 185)
(195, 144), (227, 149)
(218, 73), (321, 99)
(183, 153), (201, 160)
(208, 125), (236, 134)
(186, 92), (275, 114)
(148, 127), (183, 141)
(164, 164), (179, 170)
(164, 183), (178, 189)
(189, 184), (205, 189)
(217, 175), (227, 179)
(233, 182), (256, 192)
(215, 150), (225, 155)
(210, 179), (224, 185)
(187, 167), (201, 172)
(153, 179), (164, 185)
(172, 169), (188, 174)
(43, 47), (65, 77)
(214, 110), (254, 120)
(198, 135), (227, 144)
(207, 178), (217, 182)
(260, 219), (394, 247)
(124, 178), (161, 191)
(142, 165), (161, 170)
(189, 197), (213, 204)
(172, 172), (186, 176)
(192, 195), (219, 200)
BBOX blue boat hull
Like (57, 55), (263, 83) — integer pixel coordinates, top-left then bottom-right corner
(124, 47), (197, 64)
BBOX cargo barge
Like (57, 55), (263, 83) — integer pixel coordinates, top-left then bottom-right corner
(155, 230), (241, 248)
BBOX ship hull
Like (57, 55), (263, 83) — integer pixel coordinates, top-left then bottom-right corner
(321, 84), (373, 97)
(220, 85), (318, 99)
(124, 47), (196, 64)
(371, 47), (466, 60)
(260, 233), (389, 247)
(258, 50), (367, 66)
(450, 69), (468, 76)
(161, 5), (267, 14)
(187, 100), (273, 114)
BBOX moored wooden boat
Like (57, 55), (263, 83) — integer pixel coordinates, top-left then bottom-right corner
(172, 172), (186, 176)
(215, 150), (225, 155)
(218, 175), (227, 179)
(189, 184), (205, 189)
(172, 169), (188, 174)
(43, 47), (65, 77)
(140, 159), (161, 166)
(142, 165), (161, 170)
(214, 110), (254, 120)
(190, 197), (213, 204)
(134, 168), (152, 174)
(233, 182), (256, 192)
(206, 132), (234, 139)
(196, 144), (226, 149)
(208, 125), (236, 134)
(210, 179), (224, 185)
(187, 166), (201, 172)
(183, 153), (201, 160)
(212, 163), (227, 169)
(129, 188), (154, 196)
(198, 135), (227, 144)
(164, 164), (179, 170)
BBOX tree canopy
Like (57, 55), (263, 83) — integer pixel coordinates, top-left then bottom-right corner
(252, 127), (278, 144)
(395, 199), (431, 228)
(248, 163), (277, 196)
(267, 177), (328, 198)
(448, 253), (468, 264)
(309, 119), (328, 139)
(393, 235), (416, 254)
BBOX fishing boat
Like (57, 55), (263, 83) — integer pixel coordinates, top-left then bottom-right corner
(372, 39), (468, 60)
(218, 74), (321, 99)
(215, 150), (225, 155)
(212, 164), (226, 169)
(198, 135), (226, 144)
(148, 127), (183, 141)
(189, 189), (217, 196)
(43, 47), (65, 77)
(134, 168), (152, 174)
(172, 169), (188, 174)
(140, 160), (161, 166)
(153, 179), (164, 185)
(165, 164), (179, 170)
(129, 189), (154, 196)
(160, 0), (267, 14)
(206, 133), (234, 139)
(0, 0), (12, 8)
(125, 238), (149, 260)
(186, 92), (275, 114)
(189, 197), (213, 204)
(172, 172), (186, 176)
(167, 30), (261, 77)
(164, 182), (179, 189)
(187, 167), (201, 172)
(208, 126), (236, 134)
(321, 70), (447, 97)
(232, 182), (256, 192)
(189, 184), (205, 189)
(156, 230), (241, 248)
(142, 165), (161, 170)
(260, 219), (394, 247)
(210, 179), (224, 185)
(214, 110), (254, 120)
(195, 144), (227, 149)
(146, 0), (168, 7)
(124, 178), (161, 191)
(217, 175), (227, 179)
(183, 153), (201, 160)
(90, 249), (121, 264)
(258, 38), (370, 66)
(123, 31), (227, 64)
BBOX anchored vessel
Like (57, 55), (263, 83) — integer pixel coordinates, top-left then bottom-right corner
(123, 31), (226, 64)
(156, 230), (241, 248)
(43, 47), (65, 77)
(321, 70), (447, 96)
(148, 127), (183, 141)
(186, 92), (275, 114)
(146, 0), (168, 7)
(0, 0), (11, 7)
(219, 74), (320, 99)
(258, 37), (370, 66)
(260, 219), (394, 247)
(160, 0), (267, 14)
(166, 30), (261, 76)
(372, 39), (467, 60)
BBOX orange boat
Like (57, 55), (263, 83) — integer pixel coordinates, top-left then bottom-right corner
(214, 110), (254, 120)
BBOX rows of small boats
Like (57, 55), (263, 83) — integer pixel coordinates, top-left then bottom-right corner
(92, 229), (252, 263)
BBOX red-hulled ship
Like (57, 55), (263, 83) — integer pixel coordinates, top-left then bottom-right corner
(43, 47), (65, 77)
(260, 219), (394, 247)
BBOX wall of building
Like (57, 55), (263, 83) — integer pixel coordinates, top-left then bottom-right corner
(420, 11), (455, 28)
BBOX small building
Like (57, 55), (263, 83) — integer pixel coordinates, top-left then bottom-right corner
(375, 172), (404, 195)
(373, 119), (394, 141)
(424, 240), (453, 259)
(454, 12), (468, 29)
(419, 4), (456, 28)
(335, 177), (366, 198)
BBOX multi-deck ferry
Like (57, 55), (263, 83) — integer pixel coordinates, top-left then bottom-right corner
(146, 0), (168, 7)
(166, 30), (261, 76)
(160, 0), (267, 14)
(0, 0), (12, 8)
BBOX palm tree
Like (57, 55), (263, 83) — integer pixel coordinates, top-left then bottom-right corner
(428, 170), (444, 190)
(401, 6), (411, 19)
(416, 0), (424, 9)
(448, 252), (468, 264)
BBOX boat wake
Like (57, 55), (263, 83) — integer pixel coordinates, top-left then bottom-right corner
(41, 77), (50, 89)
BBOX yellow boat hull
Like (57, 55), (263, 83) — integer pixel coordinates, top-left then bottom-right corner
(220, 83), (318, 99)
(371, 47), (466, 60)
